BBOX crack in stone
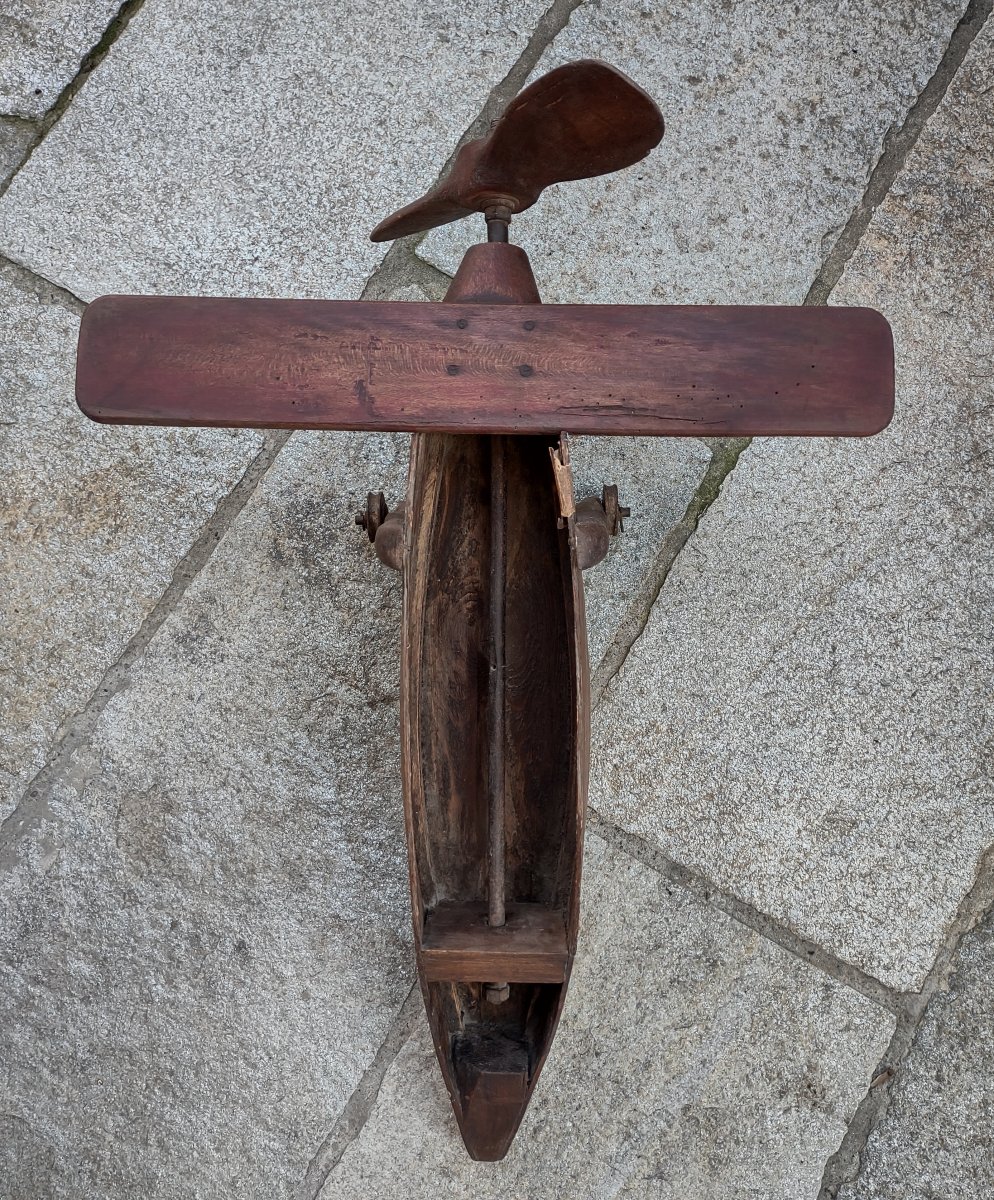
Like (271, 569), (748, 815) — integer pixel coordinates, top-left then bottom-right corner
(297, 983), (422, 1200)
(0, 0), (150, 204)
(587, 1), (994, 716)
(817, 842), (994, 1199)
(589, 809), (903, 1014)
(360, 243), (452, 303)
(0, 253), (85, 312)
(590, 436), (749, 708)
(11, 0), (979, 1183)
(810, 5), (994, 1191)
(0, 430), (291, 871)
(806, 0), (994, 306)
(2, 0), (576, 866)
(382, 0), (587, 285)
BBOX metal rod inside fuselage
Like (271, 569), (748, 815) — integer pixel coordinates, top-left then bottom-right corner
(488, 435), (507, 935)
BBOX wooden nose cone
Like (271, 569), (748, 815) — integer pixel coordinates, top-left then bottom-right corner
(453, 1030), (531, 1160)
(444, 242), (541, 305)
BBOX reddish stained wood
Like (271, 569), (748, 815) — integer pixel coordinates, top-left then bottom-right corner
(445, 242), (541, 305)
(77, 295), (894, 437)
(369, 60), (664, 242)
(421, 902), (568, 983)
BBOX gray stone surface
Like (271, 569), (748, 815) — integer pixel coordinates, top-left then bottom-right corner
(571, 435), (712, 670)
(2, 0), (991, 1195)
(0, 428), (415, 1198)
(420, 0), (966, 679)
(420, 0), (966, 306)
(0, 0), (550, 300)
(0, 265), (262, 817)
(840, 909), (994, 1200)
(319, 832), (894, 1199)
(0, 0), (121, 119)
(591, 25), (994, 992)
(0, 115), (33, 186)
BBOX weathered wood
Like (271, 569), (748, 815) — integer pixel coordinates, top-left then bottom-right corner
(421, 902), (568, 983)
(370, 60), (664, 242)
(403, 430), (584, 1159)
(67, 47), (900, 1167)
(487, 435), (508, 935)
(452, 1032), (530, 1162)
(395, 239), (587, 1162)
(446, 242), (541, 305)
(76, 294), (894, 437)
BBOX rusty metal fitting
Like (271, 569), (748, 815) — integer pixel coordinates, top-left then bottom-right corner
(601, 484), (631, 535)
(485, 982), (510, 1004)
(355, 491), (389, 542)
(483, 198), (515, 243)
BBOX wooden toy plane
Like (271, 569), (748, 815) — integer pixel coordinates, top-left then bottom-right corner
(75, 61), (894, 1161)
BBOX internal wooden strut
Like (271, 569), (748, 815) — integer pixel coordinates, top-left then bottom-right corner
(487, 434), (509, 1003)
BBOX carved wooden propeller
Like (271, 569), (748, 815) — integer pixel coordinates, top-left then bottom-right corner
(369, 59), (666, 241)
(75, 60), (894, 1162)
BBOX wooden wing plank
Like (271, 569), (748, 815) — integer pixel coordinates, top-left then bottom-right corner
(76, 295), (894, 436)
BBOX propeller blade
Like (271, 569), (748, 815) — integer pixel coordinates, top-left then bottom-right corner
(77, 295), (893, 438)
(370, 60), (664, 242)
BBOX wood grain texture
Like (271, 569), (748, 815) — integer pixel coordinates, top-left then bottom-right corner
(76, 295), (894, 437)
(369, 59), (664, 241)
(421, 902), (568, 983)
(401, 430), (586, 1160)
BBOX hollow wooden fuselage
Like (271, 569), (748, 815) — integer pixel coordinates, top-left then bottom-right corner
(400, 244), (589, 1160)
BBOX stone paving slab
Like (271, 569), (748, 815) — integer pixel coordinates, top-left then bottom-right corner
(420, 0), (965, 306)
(318, 832), (894, 1200)
(419, 0), (966, 679)
(0, 116), (33, 187)
(0, 0), (121, 120)
(570, 435), (712, 669)
(0, 0), (550, 301)
(0, 265), (262, 817)
(591, 23), (994, 993)
(0, 428), (415, 1198)
(1, 1), (991, 1196)
(840, 909), (994, 1200)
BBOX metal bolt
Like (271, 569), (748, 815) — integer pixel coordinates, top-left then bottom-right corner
(601, 484), (631, 535)
(355, 491), (388, 542)
(485, 982), (510, 1004)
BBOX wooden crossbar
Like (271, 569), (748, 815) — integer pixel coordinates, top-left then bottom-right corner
(420, 902), (568, 983)
(76, 295), (894, 437)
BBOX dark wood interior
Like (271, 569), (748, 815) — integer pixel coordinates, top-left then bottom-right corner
(401, 430), (585, 1160)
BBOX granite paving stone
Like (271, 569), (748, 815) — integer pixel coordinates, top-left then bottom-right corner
(0, 115), (33, 187)
(590, 24), (994, 992)
(839, 908), (994, 1200)
(0, 0), (122, 120)
(570, 434), (712, 670)
(0, 0), (551, 301)
(1, 1), (990, 1196)
(318, 832), (894, 1200)
(0, 428), (415, 1198)
(0, 266), (262, 817)
(420, 0), (966, 678)
(420, 0), (966, 307)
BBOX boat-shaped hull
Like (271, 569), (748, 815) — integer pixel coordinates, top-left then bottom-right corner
(401, 428), (588, 1159)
